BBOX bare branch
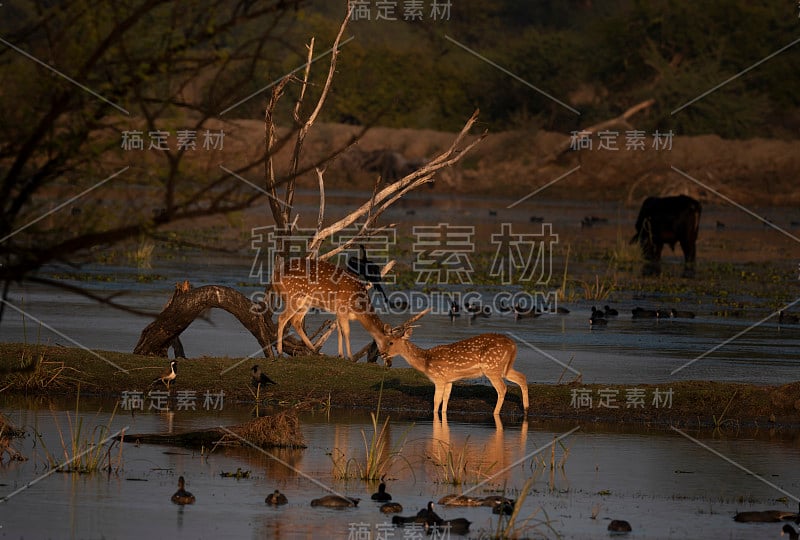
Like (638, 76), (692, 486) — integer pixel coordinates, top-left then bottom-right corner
(286, 12), (350, 215)
(312, 110), (485, 256)
(315, 167), (326, 233)
(264, 78), (291, 228)
(539, 98), (656, 165)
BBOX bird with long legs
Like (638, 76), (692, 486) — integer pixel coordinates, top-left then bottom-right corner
(152, 360), (177, 389)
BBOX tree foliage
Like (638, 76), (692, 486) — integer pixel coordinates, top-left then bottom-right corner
(0, 1), (306, 307)
(310, 0), (800, 137)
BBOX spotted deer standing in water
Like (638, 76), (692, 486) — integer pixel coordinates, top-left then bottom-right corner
(382, 312), (529, 418)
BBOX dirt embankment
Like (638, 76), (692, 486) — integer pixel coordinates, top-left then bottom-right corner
(206, 118), (800, 207)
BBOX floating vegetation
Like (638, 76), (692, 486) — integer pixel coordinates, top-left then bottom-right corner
(0, 413), (26, 462)
(220, 467), (250, 479)
(120, 410), (306, 449)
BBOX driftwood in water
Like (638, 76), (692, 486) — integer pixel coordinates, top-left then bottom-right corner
(117, 411), (306, 449)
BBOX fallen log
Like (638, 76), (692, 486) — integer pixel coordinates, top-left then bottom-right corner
(116, 411), (306, 449)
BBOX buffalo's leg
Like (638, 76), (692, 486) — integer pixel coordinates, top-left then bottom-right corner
(679, 238), (697, 278)
(642, 240), (663, 276)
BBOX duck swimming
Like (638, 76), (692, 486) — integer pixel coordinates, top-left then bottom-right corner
(309, 494), (359, 508)
(171, 476), (195, 505)
(379, 502), (403, 513)
(265, 489), (288, 505)
(371, 476), (392, 502)
(607, 519), (632, 532)
(438, 494), (483, 506)
(783, 524), (800, 540)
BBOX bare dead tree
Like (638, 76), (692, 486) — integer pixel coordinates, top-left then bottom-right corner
(134, 11), (485, 358)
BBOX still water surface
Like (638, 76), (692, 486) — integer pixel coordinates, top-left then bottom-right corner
(1, 398), (798, 539)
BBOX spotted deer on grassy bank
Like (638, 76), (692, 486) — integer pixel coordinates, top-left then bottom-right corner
(271, 257), (389, 362)
(382, 314), (529, 418)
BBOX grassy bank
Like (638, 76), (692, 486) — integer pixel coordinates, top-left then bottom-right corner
(1, 343), (798, 429)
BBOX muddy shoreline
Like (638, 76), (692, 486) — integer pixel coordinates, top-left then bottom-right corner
(1, 344), (798, 431)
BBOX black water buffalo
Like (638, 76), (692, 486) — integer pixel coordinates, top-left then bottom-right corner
(630, 195), (702, 277)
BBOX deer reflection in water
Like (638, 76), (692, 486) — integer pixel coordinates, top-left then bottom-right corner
(429, 415), (529, 489)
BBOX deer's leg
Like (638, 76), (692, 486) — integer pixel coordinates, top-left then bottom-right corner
(433, 384), (446, 418)
(487, 375), (507, 416)
(276, 309), (294, 355)
(288, 310), (317, 352)
(337, 316), (352, 359)
(441, 382), (454, 416)
(505, 369), (529, 412)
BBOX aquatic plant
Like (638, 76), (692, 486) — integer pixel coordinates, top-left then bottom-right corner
(331, 379), (412, 481)
(608, 227), (640, 269)
(577, 274), (616, 301)
(130, 236), (155, 270)
(488, 476), (561, 539)
(528, 435), (571, 492)
(4, 344), (79, 393)
(0, 414), (26, 462)
(428, 436), (497, 485)
(233, 411), (305, 449)
(712, 389), (740, 431)
(36, 391), (123, 474)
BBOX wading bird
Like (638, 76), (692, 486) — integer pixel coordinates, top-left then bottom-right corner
(152, 360), (177, 389)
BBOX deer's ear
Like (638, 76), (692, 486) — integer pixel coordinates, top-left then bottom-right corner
(403, 327), (413, 339)
(383, 323), (393, 334)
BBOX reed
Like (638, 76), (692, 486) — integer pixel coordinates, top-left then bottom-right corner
(577, 274), (616, 301)
(528, 435), (571, 491)
(428, 436), (496, 485)
(331, 379), (412, 481)
(488, 476), (560, 539)
(36, 391), (122, 474)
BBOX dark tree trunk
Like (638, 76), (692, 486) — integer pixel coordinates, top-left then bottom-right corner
(134, 283), (281, 358)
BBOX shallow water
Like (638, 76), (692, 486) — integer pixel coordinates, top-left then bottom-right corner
(1, 398), (799, 539)
(2, 275), (800, 386)
(2, 195), (800, 538)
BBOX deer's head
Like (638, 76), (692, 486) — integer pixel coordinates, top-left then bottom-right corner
(381, 308), (430, 360)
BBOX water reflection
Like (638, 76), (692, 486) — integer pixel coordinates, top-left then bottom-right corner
(2, 399), (799, 539)
(427, 414), (531, 490)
